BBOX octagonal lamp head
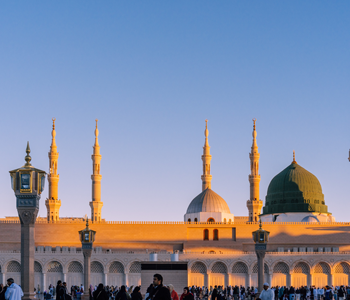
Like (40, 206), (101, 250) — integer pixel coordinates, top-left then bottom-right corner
(252, 219), (270, 244)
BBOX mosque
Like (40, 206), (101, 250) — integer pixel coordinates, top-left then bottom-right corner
(0, 118), (349, 292)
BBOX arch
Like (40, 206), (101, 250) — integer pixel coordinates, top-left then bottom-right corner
(252, 263), (269, 274)
(109, 261), (124, 273)
(213, 229), (219, 241)
(211, 262), (227, 274)
(313, 262), (331, 274)
(207, 218), (215, 223)
(194, 218), (198, 222)
(34, 261), (43, 273)
(223, 218), (227, 223)
(68, 261), (83, 273)
(47, 261), (63, 273)
(333, 262), (350, 287)
(312, 262), (330, 288)
(189, 261), (207, 287)
(191, 262), (207, 274)
(291, 261), (311, 273)
(129, 261), (141, 273)
(188, 218), (191, 223)
(334, 262), (350, 274)
(108, 261), (124, 287)
(273, 262), (289, 274)
(203, 229), (209, 241)
(232, 262), (248, 274)
(7, 261), (21, 273)
(91, 261), (104, 273)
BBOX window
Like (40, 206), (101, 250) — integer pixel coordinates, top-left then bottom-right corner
(223, 218), (226, 223)
(204, 229), (209, 240)
(213, 229), (219, 241)
(194, 218), (198, 222)
(207, 218), (215, 223)
(232, 228), (236, 241)
(187, 218), (191, 223)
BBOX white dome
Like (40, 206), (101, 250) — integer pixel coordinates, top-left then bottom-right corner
(301, 216), (320, 223)
(186, 188), (231, 214)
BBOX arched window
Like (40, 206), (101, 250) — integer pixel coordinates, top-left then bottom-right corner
(228, 219), (232, 223)
(194, 218), (198, 222)
(188, 218), (191, 223)
(204, 229), (209, 240)
(213, 229), (219, 241)
(223, 218), (226, 223)
(207, 218), (215, 223)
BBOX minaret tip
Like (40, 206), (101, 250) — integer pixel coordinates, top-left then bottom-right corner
(204, 119), (208, 138)
(292, 150), (297, 164)
(25, 142), (32, 167)
(253, 118), (256, 130)
(95, 119), (99, 139)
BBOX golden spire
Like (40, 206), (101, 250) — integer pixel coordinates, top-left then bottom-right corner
(252, 118), (257, 148)
(201, 119), (212, 191)
(93, 119), (100, 154)
(24, 141), (32, 167)
(86, 217), (89, 229)
(292, 150), (297, 164)
(50, 118), (57, 153)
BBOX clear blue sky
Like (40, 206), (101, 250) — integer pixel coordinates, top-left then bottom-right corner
(1, 1), (349, 221)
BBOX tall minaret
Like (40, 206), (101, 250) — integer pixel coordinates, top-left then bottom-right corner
(45, 118), (61, 222)
(201, 119), (212, 191)
(247, 119), (263, 222)
(89, 119), (103, 223)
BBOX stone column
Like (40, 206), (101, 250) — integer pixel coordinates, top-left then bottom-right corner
(82, 247), (92, 300)
(63, 273), (67, 282)
(287, 272), (291, 287)
(104, 273), (108, 286)
(329, 273), (333, 286)
(308, 273), (312, 287)
(125, 272), (129, 286)
(43, 273), (46, 291)
(18, 206), (39, 300)
(225, 273), (229, 287)
(204, 272), (209, 288)
(2, 273), (5, 285)
(206, 271), (211, 288)
(248, 274), (252, 287)
(255, 244), (266, 293)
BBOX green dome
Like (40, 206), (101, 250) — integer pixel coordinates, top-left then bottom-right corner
(262, 162), (330, 215)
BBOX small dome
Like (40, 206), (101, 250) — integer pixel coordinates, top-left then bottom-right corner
(262, 162), (330, 215)
(301, 216), (320, 223)
(186, 188), (231, 214)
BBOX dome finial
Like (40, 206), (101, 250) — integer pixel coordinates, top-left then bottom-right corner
(201, 120), (212, 191)
(292, 150), (297, 164)
(25, 141), (32, 167)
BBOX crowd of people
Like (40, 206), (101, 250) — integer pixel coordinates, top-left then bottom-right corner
(1, 276), (350, 300)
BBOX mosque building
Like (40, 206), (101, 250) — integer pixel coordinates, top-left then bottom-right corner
(0, 118), (349, 292)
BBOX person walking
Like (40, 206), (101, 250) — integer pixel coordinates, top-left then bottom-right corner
(260, 283), (274, 300)
(180, 287), (194, 300)
(131, 287), (142, 300)
(151, 274), (171, 300)
(168, 285), (179, 300)
(4, 279), (23, 300)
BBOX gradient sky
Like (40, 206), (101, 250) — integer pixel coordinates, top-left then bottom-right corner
(1, 1), (349, 222)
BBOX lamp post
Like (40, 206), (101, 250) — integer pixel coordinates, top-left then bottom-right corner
(252, 219), (270, 293)
(79, 218), (96, 300)
(9, 143), (46, 300)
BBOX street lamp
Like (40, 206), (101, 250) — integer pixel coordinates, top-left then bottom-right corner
(79, 218), (96, 300)
(252, 219), (270, 292)
(9, 142), (46, 300)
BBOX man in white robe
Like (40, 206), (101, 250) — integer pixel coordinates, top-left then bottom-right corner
(260, 283), (274, 300)
(5, 278), (24, 300)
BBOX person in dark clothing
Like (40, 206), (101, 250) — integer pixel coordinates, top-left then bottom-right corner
(146, 285), (154, 300)
(180, 287), (194, 300)
(115, 286), (128, 300)
(93, 284), (109, 300)
(56, 281), (64, 300)
(131, 287), (142, 300)
(0, 285), (7, 300)
(152, 274), (171, 300)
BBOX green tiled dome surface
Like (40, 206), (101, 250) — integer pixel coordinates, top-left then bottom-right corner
(262, 162), (329, 215)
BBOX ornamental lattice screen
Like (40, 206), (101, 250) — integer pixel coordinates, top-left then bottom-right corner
(335, 262), (350, 274)
(109, 261), (124, 273)
(211, 262), (227, 274)
(232, 262), (248, 274)
(314, 262), (330, 274)
(273, 262), (289, 274)
(129, 262), (141, 273)
(47, 261), (63, 273)
(191, 262), (207, 274)
(7, 261), (21, 272)
(68, 262), (83, 273)
(293, 262), (310, 274)
(91, 261), (104, 273)
(34, 261), (42, 273)
(252, 263), (269, 274)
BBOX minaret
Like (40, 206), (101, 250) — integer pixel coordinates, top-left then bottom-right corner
(201, 119), (212, 191)
(247, 119), (263, 222)
(89, 119), (103, 223)
(45, 118), (61, 222)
